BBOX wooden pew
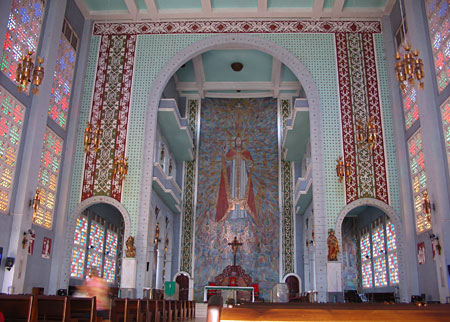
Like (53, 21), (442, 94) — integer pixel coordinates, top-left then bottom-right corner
(68, 297), (97, 322)
(175, 301), (185, 321)
(145, 300), (162, 322)
(111, 298), (144, 322)
(0, 294), (37, 322)
(36, 295), (69, 322)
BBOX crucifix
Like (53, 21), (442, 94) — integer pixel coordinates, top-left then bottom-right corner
(228, 236), (242, 266)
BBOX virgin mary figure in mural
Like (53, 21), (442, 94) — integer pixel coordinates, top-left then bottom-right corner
(216, 130), (257, 225)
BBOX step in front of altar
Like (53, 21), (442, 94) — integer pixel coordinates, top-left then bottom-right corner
(220, 303), (450, 321)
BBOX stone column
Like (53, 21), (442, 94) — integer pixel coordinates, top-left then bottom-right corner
(404, 0), (450, 302)
(381, 14), (420, 300)
(1, 0), (67, 294)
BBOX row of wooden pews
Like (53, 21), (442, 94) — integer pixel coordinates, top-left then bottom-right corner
(111, 298), (195, 322)
(0, 294), (195, 322)
(218, 302), (450, 321)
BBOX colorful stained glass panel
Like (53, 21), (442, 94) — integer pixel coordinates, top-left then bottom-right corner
(372, 226), (385, 257)
(373, 256), (387, 287)
(71, 247), (85, 278)
(103, 257), (116, 284)
(361, 261), (372, 289)
(401, 83), (419, 130)
(0, 85), (24, 212)
(360, 233), (371, 260)
(386, 220), (397, 252)
(33, 127), (63, 229)
(89, 221), (105, 251)
(1, 0), (46, 93)
(48, 27), (76, 129)
(426, 0), (450, 92)
(407, 130), (431, 233)
(74, 215), (88, 247)
(87, 251), (102, 274)
(440, 97), (450, 177)
(105, 230), (118, 257)
(388, 252), (399, 285)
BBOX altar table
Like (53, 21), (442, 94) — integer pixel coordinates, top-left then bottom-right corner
(204, 285), (255, 303)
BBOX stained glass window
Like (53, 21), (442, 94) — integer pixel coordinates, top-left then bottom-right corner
(0, 85), (25, 212)
(1, 0), (46, 93)
(71, 213), (120, 283)
(71, 247), (85, 279)
(426, 0), (450, 92)
(401, 83), (419, 130)
(103, 257), (116, 284)
(407, 130), (431, 233)
(33, 127), (63, 229)
(373, 256), (388, 287)
(74, 215), (88, 247)
(360, 232), (372, 288)
(70, 214), (88, 279)
(440, 97), (450, 176)
(48, 19), (77, 129)
(361, 218), (398, 288)
(89, 221), (105, 252)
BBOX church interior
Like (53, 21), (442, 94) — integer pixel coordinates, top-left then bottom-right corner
(1, 0), (450, 320)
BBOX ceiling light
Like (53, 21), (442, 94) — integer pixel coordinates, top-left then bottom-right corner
(231, 62), (243, 72)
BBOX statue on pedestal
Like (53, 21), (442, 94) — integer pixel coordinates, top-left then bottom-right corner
(327, 229), (339, 261)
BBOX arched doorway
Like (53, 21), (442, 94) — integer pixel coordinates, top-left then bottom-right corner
(68, 203), (124, 295)
(336, 198), (408, 303)
(135, 34), (326, 300)
(60, 196), (132, 292)
(176, 273), (189, 301)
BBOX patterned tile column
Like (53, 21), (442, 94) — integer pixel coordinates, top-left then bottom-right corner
(281, 98), (295, 276)
(180, 99), (199, 274)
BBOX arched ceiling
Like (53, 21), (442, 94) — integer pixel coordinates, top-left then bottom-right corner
(75, 0), (395, 21)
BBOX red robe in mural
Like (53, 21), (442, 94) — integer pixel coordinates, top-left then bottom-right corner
(216, 137), (257, 223)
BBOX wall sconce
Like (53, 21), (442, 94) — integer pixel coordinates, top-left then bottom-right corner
(29, 188), (40, 212)
(336, 156), (344, 183)
(356, 117), (377, 151)
(429, 233), (442, 255)
(83, 121), (102, 153)
(16, 51), (45, 95)
(423, 191), (435, 223)
(345, 156), (352, 184)
(113, 156), (128, 182)
(164, 237), (169, 253)
(154, 223), (160, 246)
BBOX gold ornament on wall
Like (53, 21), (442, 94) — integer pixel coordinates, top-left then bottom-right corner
(16, 51), (45, 95)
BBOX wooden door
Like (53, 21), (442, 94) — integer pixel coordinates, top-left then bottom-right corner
(176, 274), (189, 301)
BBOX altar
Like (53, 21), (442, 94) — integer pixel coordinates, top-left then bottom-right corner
(204, 285), (255, 303)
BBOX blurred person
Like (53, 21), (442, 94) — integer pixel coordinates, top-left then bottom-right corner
(82, 267), (111, 320)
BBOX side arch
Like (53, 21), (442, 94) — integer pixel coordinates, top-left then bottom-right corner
(60, 196), (132, 288)
(334, 198), (408, 302)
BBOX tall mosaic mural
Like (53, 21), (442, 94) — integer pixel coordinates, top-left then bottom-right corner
(194, 98), (279, 299)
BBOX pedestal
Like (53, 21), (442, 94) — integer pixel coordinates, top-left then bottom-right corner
(272, 283), (289, 303)
(327, 262), (344, 302)
(120, 258), (137, 298)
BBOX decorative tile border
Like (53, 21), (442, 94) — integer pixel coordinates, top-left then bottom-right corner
(180, 99), (199, 275)
(335, 32), (388, 204)
(93, 20), (381, 36)
(81, 34), (136, 202)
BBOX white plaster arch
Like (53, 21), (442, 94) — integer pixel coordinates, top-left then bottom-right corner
(173, 271), (192, 280)
(136, 34), (326, 299)
(334, 198), (408, 302)
(60, 196), (132, 289)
